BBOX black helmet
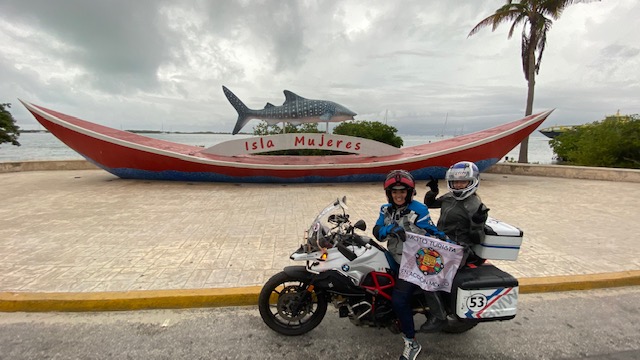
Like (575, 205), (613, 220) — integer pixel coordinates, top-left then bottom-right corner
(384, 169), (416, 205)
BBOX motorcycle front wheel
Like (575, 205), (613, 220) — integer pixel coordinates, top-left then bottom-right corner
(258, 271), (328, 336)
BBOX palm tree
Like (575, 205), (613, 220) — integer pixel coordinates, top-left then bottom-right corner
(468, 0), (598, 163)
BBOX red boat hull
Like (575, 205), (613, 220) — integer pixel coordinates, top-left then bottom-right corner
(21, 101), (552, 183)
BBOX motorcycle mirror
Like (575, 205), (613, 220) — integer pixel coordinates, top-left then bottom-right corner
(354, 219), (366, 231)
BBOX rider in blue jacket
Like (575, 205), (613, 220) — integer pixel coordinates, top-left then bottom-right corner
(373, 169), (447, 360)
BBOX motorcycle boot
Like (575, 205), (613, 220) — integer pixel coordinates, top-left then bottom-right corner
(420, 292), (447, 333)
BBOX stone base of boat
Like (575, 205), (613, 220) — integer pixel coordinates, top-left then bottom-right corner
(0, 160), (98, 173)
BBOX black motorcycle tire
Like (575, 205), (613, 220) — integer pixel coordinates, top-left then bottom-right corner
(441, 316), (478, 334)
(258, 271), (328, 336)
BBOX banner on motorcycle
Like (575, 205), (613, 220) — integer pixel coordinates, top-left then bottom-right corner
(399, 233), (464, 293)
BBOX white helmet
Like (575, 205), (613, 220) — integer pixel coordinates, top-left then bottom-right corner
(445, 161), (480, 200)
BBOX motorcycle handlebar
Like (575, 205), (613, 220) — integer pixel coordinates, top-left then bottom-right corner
(351, 235), (371, 248)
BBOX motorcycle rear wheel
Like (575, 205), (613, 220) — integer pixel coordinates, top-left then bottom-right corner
(258, 271), (328, 336)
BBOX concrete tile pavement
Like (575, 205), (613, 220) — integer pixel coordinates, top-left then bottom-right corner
(0, 169), (639, 306)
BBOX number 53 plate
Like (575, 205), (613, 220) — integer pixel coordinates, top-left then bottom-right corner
(456, 286), (519, 319)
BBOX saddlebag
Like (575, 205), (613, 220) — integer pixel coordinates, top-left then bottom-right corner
(450, 264), (518, 322)
(473, 217), (523, 261)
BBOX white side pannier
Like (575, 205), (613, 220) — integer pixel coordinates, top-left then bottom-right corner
(473, 218), (523, 261)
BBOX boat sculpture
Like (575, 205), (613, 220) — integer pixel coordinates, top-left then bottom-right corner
(20, 100), (552, 183)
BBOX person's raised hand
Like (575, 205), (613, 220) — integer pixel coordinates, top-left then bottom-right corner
(426, 177), (439, 193)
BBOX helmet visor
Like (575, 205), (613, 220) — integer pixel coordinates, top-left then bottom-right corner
(384, 172), (415, 190)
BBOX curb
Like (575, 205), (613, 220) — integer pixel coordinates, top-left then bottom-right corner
(518, 270), (640, 293)
(0, 286), (262, 312)
(1, 271), (639, 312)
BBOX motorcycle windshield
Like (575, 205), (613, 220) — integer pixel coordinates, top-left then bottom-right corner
(306, 197), (348, 251)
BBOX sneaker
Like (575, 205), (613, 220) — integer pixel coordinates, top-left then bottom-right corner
(399, 337), (422, 360)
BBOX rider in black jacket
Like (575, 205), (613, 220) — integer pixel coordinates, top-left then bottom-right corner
(424, 161), (490, 264)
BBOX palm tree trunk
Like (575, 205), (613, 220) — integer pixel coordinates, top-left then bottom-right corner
(517, 75), (535, 163)
(518, 32), (537, 164)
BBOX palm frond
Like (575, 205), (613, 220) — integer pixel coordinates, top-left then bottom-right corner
(508, 13), (528, 38)
(534, 19), (553, 73)
(470, 0), (600, 80)
(541, 0), (600, 19)
(468, 4), (522, 37)
(521, 34), (532, 80)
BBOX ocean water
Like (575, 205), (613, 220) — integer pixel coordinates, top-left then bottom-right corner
(0, 132), (556, 164)
(401, 133), (556, 164)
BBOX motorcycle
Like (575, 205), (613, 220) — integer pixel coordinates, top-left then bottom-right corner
(258, 197), (520, 336)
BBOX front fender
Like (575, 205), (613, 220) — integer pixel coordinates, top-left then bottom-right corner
(283, 266), (314, 281)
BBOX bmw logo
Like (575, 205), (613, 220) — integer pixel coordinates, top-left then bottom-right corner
(341, 264), (350, 271)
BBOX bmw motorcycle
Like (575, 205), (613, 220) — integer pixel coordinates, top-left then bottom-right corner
(258, 197), (520, 336)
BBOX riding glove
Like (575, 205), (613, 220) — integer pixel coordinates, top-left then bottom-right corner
(426, 177), (439, 194)
(472, 204), (490, 223)
(379, 223), (406, 241)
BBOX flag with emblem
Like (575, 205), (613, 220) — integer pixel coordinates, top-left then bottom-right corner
(398, 232), (464, 292)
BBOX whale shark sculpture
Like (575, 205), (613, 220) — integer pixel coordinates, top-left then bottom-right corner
(223, 86), (357, 135)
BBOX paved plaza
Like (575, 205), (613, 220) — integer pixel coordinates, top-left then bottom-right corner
(1, 169), (639, 294)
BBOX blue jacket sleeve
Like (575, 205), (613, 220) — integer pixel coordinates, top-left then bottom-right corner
(409, 202), (447, 240)
(373, 204), (389, 241)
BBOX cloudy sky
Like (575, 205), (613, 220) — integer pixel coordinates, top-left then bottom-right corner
(1, 0), (638, 136)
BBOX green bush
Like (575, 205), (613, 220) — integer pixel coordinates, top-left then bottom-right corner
(0, 103), (21, 146)
(549, 114), (640, 168)
(333, 121), (403, 148)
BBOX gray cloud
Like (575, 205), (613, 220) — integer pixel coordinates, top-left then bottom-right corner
(1, 0), (173, 93)
(0, 0), (638, 135)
